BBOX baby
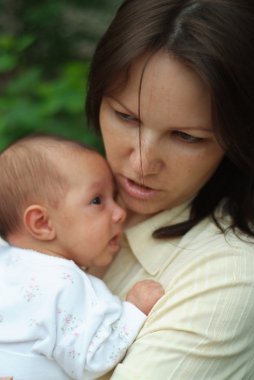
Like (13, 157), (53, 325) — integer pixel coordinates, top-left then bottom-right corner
(0, 134), (164, 380)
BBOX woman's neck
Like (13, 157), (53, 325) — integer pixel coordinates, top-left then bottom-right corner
(124, 211), (151, 228)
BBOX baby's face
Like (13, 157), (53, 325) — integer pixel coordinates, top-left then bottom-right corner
(51, 151), (126, 267)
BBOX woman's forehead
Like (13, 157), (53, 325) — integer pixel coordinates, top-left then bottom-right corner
(108, 51), (212, 129)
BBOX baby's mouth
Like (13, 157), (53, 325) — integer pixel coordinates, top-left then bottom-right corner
(108, 232), (121, 251)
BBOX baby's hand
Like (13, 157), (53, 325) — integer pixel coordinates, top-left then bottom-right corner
(126, 279), (164, 315)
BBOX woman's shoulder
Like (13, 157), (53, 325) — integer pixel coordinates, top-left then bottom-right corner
(122, 201), (254, 281)
(162, 207), (254, 294)
(126, 200), (254, 264)
(186, 201), (254, 254)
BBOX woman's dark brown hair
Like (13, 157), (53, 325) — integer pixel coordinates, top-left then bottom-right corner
(86, 0), (254, 238)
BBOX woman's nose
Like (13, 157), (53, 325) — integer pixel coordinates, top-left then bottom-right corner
(112, 203), (127, 224)
(129, 145), (163, 176)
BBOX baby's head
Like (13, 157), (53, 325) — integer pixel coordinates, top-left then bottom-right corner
(0, 134), (126, 267)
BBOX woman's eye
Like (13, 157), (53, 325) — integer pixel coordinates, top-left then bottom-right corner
(115, 111), (137, 122)
(174, 131), (203, 143)
(91, 196), (102, 205)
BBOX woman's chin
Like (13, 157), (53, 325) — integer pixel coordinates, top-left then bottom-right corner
(123, 200), (162, 227)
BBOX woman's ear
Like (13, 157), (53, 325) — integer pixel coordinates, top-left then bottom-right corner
(23, 205), (56, 241)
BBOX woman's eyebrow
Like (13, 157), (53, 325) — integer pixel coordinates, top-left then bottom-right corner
(107, 95), (213, 132)
(107, 96), (138, 117)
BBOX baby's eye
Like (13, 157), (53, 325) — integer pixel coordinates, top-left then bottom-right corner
(91, 196), (102, 205)
(174, 131), (203, 143)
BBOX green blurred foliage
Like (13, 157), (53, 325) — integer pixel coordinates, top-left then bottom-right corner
(0, 0), (121, 151)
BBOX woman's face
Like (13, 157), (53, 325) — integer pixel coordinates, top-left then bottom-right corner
(100, 51), (224, 220)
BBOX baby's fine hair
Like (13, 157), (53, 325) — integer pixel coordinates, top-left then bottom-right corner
(0, 134), (94, 239)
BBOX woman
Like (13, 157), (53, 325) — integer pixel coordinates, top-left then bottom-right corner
(86, 0), (254, 379)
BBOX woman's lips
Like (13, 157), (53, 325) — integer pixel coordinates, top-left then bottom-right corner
(120, 177), (158, 200)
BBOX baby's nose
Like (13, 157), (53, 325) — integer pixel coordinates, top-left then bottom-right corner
(113, 203), (127, 224)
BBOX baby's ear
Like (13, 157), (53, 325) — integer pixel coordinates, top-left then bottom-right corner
(23, 205), (56, 241)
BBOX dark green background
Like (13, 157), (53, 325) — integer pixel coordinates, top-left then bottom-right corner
(0, 0), (121, 152)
